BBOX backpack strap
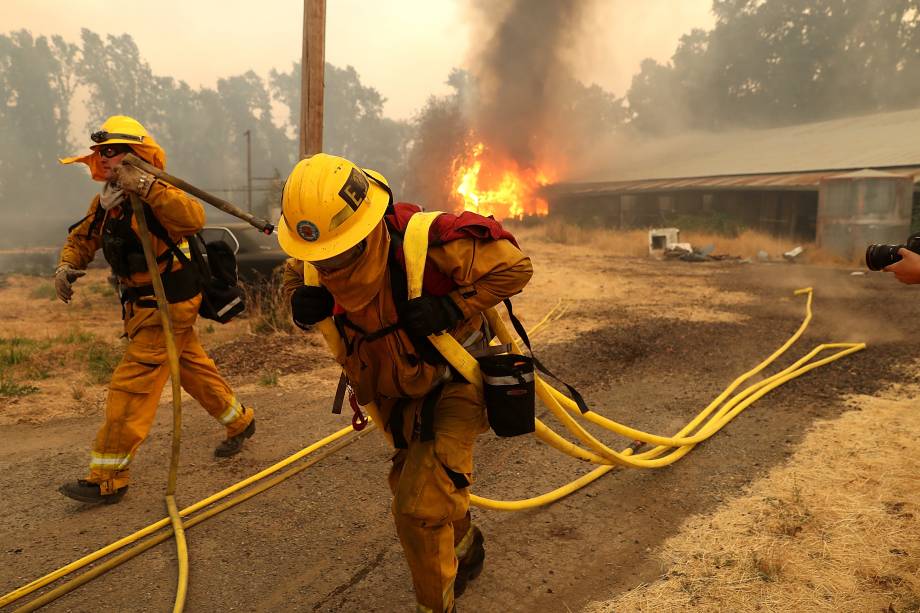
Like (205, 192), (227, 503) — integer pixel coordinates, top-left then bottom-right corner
(68, 203), (107, 239)
(139, 203), (210, 282)
(502, 298), (590, 413)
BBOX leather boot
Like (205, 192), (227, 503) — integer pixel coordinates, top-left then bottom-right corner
(59, 479), (128, 505)
(214, 417), (255, 457)
(454, 525), (485, 599)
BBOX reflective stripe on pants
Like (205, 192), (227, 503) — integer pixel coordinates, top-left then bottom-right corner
(87, 318), (253, 492)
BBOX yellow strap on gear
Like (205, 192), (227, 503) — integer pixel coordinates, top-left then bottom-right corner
(402, 212), (483, 388)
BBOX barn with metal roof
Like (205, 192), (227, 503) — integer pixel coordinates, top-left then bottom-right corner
(543, 107), (920, 258)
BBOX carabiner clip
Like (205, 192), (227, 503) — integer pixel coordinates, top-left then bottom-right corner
(348, 387), (368, 431)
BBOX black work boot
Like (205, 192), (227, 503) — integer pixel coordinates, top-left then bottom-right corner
(214, 418), (255, 457)
(59, 480), (128, 505)
(454, 525), (485, 599)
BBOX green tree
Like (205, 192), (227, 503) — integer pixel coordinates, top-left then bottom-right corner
(217, 70), (294, 197)
(401, 69), (471, 209)
(75, 30), (295, 211)
(0, 30), (88, 246)
(76, 29), (156, 130)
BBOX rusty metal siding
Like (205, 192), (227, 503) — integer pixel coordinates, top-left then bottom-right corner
(817, 172), (914, 259)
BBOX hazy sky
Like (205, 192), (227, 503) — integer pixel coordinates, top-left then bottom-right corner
(6, 0), (714, 120)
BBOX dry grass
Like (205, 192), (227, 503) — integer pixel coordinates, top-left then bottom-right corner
(0, 332), (122, 400)
(242, 273), (295, 335)
(585, 383), (920, 613)
(537, 222), (650, 257)
(529, 221), (851, 265)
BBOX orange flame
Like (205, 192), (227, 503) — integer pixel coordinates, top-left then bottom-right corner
(451, 141), (552, 220)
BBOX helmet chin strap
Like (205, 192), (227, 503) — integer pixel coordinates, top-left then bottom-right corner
(364, 171), (394, 211)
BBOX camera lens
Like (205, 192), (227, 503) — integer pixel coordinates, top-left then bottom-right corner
(865, 244), (903, 271)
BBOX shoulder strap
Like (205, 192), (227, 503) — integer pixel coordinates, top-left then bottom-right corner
(386, 224), (444, 365)
(402, 212), (446, 299)
(139, 203), (209, 279)
(68, 204), (107, 238)
(67, 213), (91, 234)
(503, 298), (590, 414)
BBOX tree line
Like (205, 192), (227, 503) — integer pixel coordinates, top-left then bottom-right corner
(628, 0), (920, 134)
(0, 28), (410, 247)
(4, 0), (920, 246)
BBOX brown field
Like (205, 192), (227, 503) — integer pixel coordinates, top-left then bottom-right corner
(0, 226), (917, 612)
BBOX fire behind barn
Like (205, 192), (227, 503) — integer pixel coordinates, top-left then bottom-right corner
(542, 107), (920, 260)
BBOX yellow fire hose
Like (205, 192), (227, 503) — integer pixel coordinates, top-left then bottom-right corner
(2, 211), (865, 610)
(127, 193), (188, 613)
(397, 212), (866, 503)
(0, 424), (363, 609)
(9, 426), (375, 613)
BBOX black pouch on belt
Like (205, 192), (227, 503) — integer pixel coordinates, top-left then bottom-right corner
(479, 353), (535, 437)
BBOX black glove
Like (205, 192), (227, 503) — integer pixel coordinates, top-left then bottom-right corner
(401, 295), (463, 338)
(291, 285), (335, 329)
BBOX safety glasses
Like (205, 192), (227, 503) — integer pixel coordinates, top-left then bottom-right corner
(97, 144), (132, 159)
(90, 130), (144, 144)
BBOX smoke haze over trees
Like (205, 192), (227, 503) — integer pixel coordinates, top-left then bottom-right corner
(627, 0), (920, 134)
(5, 1), (920, 247)
(0, 28), (409, 248)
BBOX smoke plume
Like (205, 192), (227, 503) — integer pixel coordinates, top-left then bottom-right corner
(402, 0), (611, 212)
(468, 0), (589, 167)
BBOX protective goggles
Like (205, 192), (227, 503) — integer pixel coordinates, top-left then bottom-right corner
(90, 130), (145, 144)
(97, 144), (133, 159)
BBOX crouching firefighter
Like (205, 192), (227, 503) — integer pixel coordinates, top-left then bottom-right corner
(278, 153), (533, 612)
(55, 115), (255, 505)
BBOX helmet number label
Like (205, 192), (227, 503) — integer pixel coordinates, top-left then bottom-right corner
(338, 168), (369, 211)
(297, 220), (321, 242)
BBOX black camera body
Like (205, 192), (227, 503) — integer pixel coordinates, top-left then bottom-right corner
(865, 235), (920, 271)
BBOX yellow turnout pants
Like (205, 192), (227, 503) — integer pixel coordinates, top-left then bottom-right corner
(87, 297), (253, 494)
(385, 381), (489, 613)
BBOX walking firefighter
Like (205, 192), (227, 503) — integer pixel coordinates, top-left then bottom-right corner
(278, 153), (533, 612)
(55, 115), (255, 505)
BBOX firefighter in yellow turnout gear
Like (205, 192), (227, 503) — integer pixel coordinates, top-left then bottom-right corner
(56, 116), (255, 504)
(279, 154), (533, 612)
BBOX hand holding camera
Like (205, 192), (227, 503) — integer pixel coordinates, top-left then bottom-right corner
(866, 235), (920, 284)
(883, 248), (920, 284)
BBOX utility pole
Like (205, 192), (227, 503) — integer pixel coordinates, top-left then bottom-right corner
(244, 129), (252, 213)
(300, 0), (326, 158)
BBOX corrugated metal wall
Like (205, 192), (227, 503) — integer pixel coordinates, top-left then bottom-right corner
(817, 173), (913, 260)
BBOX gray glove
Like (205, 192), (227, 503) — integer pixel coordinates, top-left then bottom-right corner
(112, 164), (154, 198)
(54, 264), (86, 303)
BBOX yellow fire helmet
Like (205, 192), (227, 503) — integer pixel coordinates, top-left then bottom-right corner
(277, 153), (391, 262)
(89, 115), (151, 146)
(60, 115), (166, 181)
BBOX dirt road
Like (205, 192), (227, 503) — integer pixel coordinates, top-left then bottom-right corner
(1, 234), (916, 612)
